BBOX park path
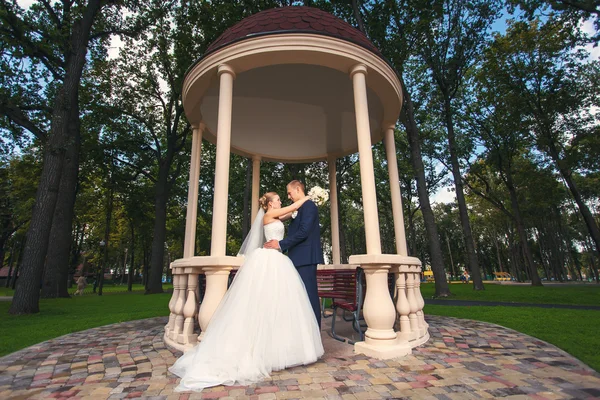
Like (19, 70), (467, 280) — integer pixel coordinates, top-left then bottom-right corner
(424, 299), (600, 310)
(1, 315), (599, 399)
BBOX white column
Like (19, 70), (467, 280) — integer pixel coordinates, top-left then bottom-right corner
(328, 156), (341, 265)
(251, 156), (261, 223)
(183, 125), (204, 258)
(350, 64), (396, 349)
(350, 64), (381, 255)
(210, 64), (236, 256)
(383, 126), (408, 256)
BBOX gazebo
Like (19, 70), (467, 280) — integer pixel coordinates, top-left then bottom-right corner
(164, 6), (429, 360)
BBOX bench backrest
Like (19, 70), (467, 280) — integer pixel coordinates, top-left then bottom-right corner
(317, 269), (358, 303)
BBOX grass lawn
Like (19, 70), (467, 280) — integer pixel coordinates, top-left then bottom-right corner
(425, 305), (600, 372)
(0, 291), (171, 357)
(0, 283), (173, 297)
(420, 282), (600, 306)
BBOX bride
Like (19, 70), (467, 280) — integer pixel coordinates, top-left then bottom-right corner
(169, 192), (324, 392)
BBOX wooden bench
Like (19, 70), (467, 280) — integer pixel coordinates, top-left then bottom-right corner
(317, 268), (365, 343)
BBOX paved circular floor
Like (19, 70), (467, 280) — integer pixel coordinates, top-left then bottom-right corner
(1, 315), (599, 399)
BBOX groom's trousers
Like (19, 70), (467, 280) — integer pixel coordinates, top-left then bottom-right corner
(296, 264), (321, 328)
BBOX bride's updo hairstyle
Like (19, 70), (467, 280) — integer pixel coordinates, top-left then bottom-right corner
(259, 192), (278, 211)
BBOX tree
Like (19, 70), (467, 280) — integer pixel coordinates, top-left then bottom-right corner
(510, 0), (600, 42)
(463, 70), (544, 285)
(366, 0), (452, 296)
(483, 18), (600, 257)
(414, 0), (501, 290)
(2, 0), (164, 314)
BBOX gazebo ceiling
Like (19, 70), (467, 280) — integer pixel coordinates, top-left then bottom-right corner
(183, 6), (402, 163)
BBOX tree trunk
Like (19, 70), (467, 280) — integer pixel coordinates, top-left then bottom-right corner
(41, 121), (80, 298)
(407, 207), (417, 257)
(5, 241), (16, 288)
(505, 169), (542, 286)
(494, 235), (504, 273)
(8, 0), (103, 314)
(10, 240), (24, 290)
(143, 244), (149, 290)
(10, 103), (68, 311)
(351, 0), (366, 33)
(401, 81), (450, 297)
(507, 231), (521, 281)
(69, 223), (86, 289)
(548, 142), (600, 255)
(587, 241), (599, 283)
(443, 99), (484, 290)
(11, 240), (24, 290)
(445, 234), (456, 279)
(146, 163), (171, 294)
(98, 183), (114, 296)
(120, 248), (127, 285)
(535, 229), (550, 279)
(128, 221), (135, 291)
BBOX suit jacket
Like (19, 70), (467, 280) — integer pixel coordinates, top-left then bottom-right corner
(279, 200), (324, 267)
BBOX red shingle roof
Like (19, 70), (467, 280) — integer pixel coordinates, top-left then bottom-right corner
(205, 6), (382, 58)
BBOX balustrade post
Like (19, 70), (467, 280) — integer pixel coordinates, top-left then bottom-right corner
(181, 273), (199, 344)
(166, 274), (179, 336)
(171, 273), (188, 341)
(413, 266), (428, 334)
(361, 266), (397, 344)
(405, 269), (419, 339)
(197, 268), (230, 340)
(395, 269), (412, 341)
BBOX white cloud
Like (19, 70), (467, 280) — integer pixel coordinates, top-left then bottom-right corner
(107, 35), (124, 60)
(581, 19), (600, 60)
(431, 186), (456, 204)
(16, 0), (35, 9)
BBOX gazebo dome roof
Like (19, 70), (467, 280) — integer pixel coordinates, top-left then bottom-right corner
(182, 6), (403, 163)
(205, 7), (382, 59)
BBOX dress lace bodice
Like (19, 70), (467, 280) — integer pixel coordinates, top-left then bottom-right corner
(264, 220), (285, 242)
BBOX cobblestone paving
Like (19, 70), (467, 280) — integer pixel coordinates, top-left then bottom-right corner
(1, 315), (599, 399)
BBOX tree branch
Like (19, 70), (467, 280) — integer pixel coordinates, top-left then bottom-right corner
(111, 154), (156, 183)
(39, 0), (61, 27)
(89, 28), (141, 41)
(0, 100), (47, 140)
(0, 2), (65, 79)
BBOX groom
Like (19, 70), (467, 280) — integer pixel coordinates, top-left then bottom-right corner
(264, 180), (323, 327)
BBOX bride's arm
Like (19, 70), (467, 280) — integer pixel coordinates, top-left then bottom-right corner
(279, 212), (292, 221)
(265, 195), (311, 220)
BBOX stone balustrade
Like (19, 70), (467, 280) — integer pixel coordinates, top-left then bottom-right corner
(164, 255), (429, 355)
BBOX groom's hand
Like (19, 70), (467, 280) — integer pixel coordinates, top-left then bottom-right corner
(263, 240), (280, 249)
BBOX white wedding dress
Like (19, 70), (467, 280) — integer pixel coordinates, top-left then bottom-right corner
(169, 219), (324, 392)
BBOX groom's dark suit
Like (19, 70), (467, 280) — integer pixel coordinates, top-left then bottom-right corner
(279, 200), (323, 327)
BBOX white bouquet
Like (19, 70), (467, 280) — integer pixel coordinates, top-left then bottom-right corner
(308, 186), (329, 206)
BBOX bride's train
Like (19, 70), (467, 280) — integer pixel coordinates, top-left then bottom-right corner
(169, 242), (323, 392)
